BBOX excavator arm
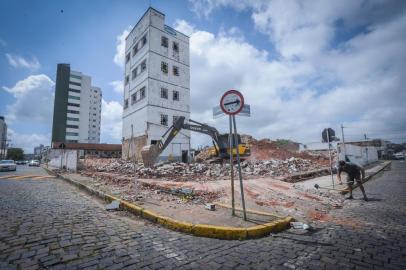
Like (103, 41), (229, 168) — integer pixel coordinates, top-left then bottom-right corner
(141, 116), (227, 167)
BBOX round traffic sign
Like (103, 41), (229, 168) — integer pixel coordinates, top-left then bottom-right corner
(220, 90), (244, 115)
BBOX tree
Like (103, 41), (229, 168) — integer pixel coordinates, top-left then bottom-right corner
(6, 148), (24, 161)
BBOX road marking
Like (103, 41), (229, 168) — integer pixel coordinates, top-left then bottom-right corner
(0, 175), (55, 180)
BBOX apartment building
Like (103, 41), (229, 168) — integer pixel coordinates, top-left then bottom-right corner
(0, 116), (7, 158)
(122, 8), (190, 162)
(52, 64), (102, 144)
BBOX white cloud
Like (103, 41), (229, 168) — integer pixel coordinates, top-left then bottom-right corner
(174, 19), (196, 36)
(175, 3), (406, 147)
(101, 99), (123, 143)
(109, 80), (124, 94)
(7, 129), (50, 154)
(113, 26), (132, 68)
(5, 53), (41, 70)
(2, 74), (55, 124)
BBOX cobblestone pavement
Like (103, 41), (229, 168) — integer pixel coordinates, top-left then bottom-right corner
(0, 162), (405, 270)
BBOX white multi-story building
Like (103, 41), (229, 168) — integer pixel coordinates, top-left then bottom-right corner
(52, 64), (102, 144)
(122, 8), (190, 162)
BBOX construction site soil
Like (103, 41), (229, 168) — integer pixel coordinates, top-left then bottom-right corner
(67, 138), (341, 223)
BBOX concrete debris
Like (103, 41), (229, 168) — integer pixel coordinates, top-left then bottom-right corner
(290, 222), (310, 230)
(105, 200), (120, 211)
(81, 156), (328, 182)
(205, 203), (216, 211)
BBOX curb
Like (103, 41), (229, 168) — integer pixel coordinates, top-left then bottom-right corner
(340, 161), (391, 195)
(42, 167), (293, 240)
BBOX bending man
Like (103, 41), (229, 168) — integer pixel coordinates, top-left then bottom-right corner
(337, 160), (368, 201)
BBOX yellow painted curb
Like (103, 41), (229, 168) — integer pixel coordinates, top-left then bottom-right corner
(157, 216), (194, 234)
(193, 224), (247, 240)
(142, 209), (159, 223)
(120, 200), (143, 216)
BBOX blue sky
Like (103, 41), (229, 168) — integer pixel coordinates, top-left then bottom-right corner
(1, 0), (406, 153)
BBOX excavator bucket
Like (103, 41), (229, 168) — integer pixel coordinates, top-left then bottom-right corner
(141, 144), (160, 167)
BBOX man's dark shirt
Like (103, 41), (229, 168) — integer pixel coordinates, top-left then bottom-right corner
(338, 162), (361, 178)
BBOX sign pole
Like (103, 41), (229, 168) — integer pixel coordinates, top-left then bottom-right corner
(232, 115), (247, 221)
(327, 129), (334, 188)
(229, 115), (235, 216)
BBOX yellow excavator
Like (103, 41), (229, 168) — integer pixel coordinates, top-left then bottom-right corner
(141, 116), (250, 167)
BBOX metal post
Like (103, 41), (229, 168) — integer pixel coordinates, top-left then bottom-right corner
(341, 124), (346, 160)
(131, 124), (138, 196)
(364, 133), (368, 164)
(327, 129), (335, 188)
(229, 115), (235, 216)
(232, 115), (247, 220)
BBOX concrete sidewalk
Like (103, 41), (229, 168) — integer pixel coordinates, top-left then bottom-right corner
(294, 161), (391, 196)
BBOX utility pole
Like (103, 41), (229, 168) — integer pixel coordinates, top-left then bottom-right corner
(364, 133), (369, 165)
(341, 124), (347, 160)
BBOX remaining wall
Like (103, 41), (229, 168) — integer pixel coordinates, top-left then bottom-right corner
(337, 144), (378, 166)
(48, 149), (78, 172)
(122, 135), (148, 161)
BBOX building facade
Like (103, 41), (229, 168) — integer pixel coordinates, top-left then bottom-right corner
(122, 8), (190, 162)
(0, 116), (7, 159)
(52, 64), (102, 144)
(34, 144), (44, 156)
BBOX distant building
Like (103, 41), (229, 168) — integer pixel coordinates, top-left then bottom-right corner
(52, 64), (102, 145)
(34, 144), (44, 156)
(0, 116), (7, 158)
(122, 7), (190, 162)
(299, 142), (338, 152)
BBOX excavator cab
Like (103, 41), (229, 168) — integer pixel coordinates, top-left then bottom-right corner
(210, 134), (250, 159)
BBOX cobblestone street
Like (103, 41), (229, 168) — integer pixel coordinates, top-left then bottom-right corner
(0, 162), (405, 269)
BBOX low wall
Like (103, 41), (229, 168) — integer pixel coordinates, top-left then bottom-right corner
(48, 149), (78, 172)
(338, 144), (378, 166)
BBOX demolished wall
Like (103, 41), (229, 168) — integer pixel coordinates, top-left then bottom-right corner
(122, 135), (148, 161)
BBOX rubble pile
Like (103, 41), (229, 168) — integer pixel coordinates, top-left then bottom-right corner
(240, 157), (327, 177)
(82, 156), (328, 182)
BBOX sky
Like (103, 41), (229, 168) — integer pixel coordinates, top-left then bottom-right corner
(1, 0), (406, 153)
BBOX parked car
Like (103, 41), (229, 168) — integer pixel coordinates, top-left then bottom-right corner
(0, 160), (17, 171)
(28, 160), (40, 167)
(15, 160), (26, 165)
(393, 152), (405, 160)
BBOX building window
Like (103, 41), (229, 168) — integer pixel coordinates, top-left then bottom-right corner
(161, 36), (168, 48)
(68, 95), (80, 100)
(161, 62), (168, 74)
(140, 87), (146, 99)
(70, 74), (81, 80)
(126, 52), (130, 63)
(132, 44), (138, 56)
(173, 66), (179, 76)
(124, 99), (129, 109)
(66, 125), (79, 129)
(140, 59), (147, 72)
(141, 34), (147, 47)
(131, 92), (137, 104)
(173, 42), (179, 53)
(160, 114), (168, 126)
(70, 81), (81, 87)
(160, 88), (168, 99)
(66, 132), (79, 136)
(67, 117), (79, 121)
(173, 90), (179, 101)
(68, 103), (80, 107)
(67, 110), (79, 114)
(69, 88), (80, 94)
(92, 125), (96, 128)
(132, 67), (138, 80)
(125, 75), (129, 85)
(173, 116), (180, 124)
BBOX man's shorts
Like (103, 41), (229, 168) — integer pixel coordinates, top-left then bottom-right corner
(346, 174), (361, 185)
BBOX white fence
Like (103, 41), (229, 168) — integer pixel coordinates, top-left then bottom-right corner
(337, 144), (378, 166)
(48, 149), (78, 172)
